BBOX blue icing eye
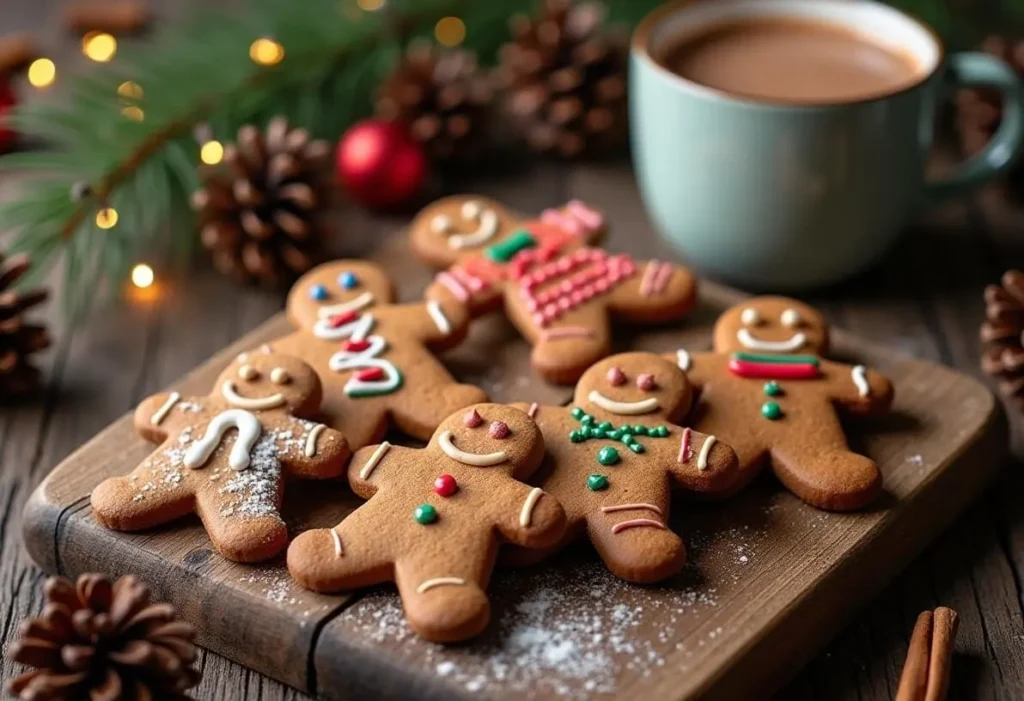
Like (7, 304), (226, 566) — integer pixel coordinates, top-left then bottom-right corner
(310, 284), (328, 301)
(339, 272), (357, 289)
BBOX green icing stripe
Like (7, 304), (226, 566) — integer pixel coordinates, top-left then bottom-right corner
(485, 229), (536, 262)
(731, 352), (820, 365)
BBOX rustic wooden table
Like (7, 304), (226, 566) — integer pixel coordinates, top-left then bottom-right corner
(2, 2), (1024, 700)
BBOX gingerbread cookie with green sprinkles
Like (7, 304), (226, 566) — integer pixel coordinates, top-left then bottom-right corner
(669, 296), (894, 511)
(287, 404), (566, 643)
(505, 352), (740, 583)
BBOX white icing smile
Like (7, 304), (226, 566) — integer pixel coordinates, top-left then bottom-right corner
(316, 291), (375, 319)
(736, 328), (807, 352)
(445, 200), (500, 250)
(437, 430), (508, 466)
(587, 390), (660, 415)
(221, 381), (286, 410)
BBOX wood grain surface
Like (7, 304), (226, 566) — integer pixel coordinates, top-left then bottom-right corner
(3, 1), (1024, 700)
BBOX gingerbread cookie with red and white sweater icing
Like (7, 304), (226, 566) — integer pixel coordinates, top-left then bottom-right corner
(410, 195), (698, 384)
(269, 260), (487, 450)
(670, 296), (894, 511)
(287, 404), (566, 643)
(91, 351), (349, 563)
(505, 352), (740, 583)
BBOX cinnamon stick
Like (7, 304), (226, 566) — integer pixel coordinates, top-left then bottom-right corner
(895, 607), (959, 701)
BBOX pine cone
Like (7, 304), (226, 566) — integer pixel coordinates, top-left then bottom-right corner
(955, 35), (1024, 195)
(981, 270), (1024, 408)
(8, 574), (200, 701)
(497, 0), (628, 159)
(0, 252), (50, 398)
(375, 42), (493, 166)
(192, 117), (332, 288)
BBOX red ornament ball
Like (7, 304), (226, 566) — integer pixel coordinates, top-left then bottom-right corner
(336, 119), (427, 209)
(0, 81), (17, 151)
(434, 474), (458, 497)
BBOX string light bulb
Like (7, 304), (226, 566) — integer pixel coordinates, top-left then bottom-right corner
(249, 38), (284, 66)
(95, 207), (119, 229)
(131, 264), (155, 289)
(357, 0), (385, 10)
(434, 17), (466, 47)
(117, 81), (143, 99)
(121, 106), (144, 121)
(82, 32), (117, 62)
(27, 58), (56, 88)
(200, 140), (224, 165)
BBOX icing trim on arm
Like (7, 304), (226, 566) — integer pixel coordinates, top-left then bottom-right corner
(611, 518), (666, 534)
(330, 528), (343, 557)
(601, 503), (663, 516)
(151, 392), (181, 425)
(676, 349), (691, 372)
(416, 577), (466, 593)
(696, 435), (717, 471)
(358, 441), (392, 480)
(438, 430), (508, 466)
(852, 365), (870, 398)
(304, 424), (326, 457)
(426, 300), (452, 336)
(519, 487), (544, 527)
(184, 409), (262, 471)
(677, 427), (692, 463)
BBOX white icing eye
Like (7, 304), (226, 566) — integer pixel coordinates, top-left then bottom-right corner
(270, 367), (291, 385)
(781, 308), (802, 328)
(431, 215), (452, 234)
(461, 200), (482, 219)
(238, 364), (259, 381)
(740, 307), (761, 326)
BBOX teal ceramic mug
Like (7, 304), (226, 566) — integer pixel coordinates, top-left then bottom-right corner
(631, 0), (1024, 289)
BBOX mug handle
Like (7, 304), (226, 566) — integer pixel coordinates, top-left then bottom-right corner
(925, 52), (1024, 202)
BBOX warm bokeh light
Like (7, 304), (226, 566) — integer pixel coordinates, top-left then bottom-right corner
(131, 264), (154, 289)
(434, 17), (466, 47)
(357, 0), (385, 10)
(95, 207), (119, 229)
(249, 38), (284, 66)
(121, 106), (144, 121)
(118, 81), (143, 99)
(27, 58), (56, 88)
(200, 140), (224, 165)
(82, 32), (117, 62)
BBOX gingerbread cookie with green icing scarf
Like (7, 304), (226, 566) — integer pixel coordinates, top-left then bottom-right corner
(409, 195), (698, 384)
(504, 352), (740, 583)
(287, 404), (566, 643)
(669, 296), (894, 511)
(269, 260), (487, 450)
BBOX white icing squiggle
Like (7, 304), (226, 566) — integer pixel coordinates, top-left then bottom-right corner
(449, 209), (499, 249)
(438, 430), (507, 466)
(151, 392), (181, 425)
(331, 528), (343, 557)
(587, 390), (660, 416)
(316, 291), (375, 320)
(676, 349), (691, 372)
(416, 577), (466, 593)
(520, 488), (543, 527)
(697, 435), (717, 471)
(358, 441), (391, 480)
(427, 301), (452, 336)
(184, 409), (262, 471)
(852, 365), (869, 398)
(304, 424), (326, 457)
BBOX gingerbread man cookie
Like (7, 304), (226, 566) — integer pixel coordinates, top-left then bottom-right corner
(670, 296), (894, 511)
(505, 352), (739, 583)
(270, 260), (487, 450)
(287, 404), (566, 643)
(91, 351), (349, 563)
(410, 195), (698, 384)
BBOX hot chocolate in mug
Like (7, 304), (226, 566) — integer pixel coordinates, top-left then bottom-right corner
(631, 0), (1024, 289)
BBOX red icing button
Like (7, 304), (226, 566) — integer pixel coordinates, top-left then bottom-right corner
(434, 474), (458, 497)
(355, 367), (385, 382)
(328, 311), (358, 328)
(343, 338), (371, 352)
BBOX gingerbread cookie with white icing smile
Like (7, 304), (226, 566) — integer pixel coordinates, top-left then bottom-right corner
(269, 260), (487, 450)
(671, 296), (894, 511)
(410, 195), (698, 384)
(287, 403), (566, 643)
(505, 352), (740, 583)
(91, 351), (349, 563)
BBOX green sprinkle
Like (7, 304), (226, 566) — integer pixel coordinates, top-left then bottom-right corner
(764, 381), (782, 397)
(569, 429), (585, 443)
(581, 414), (595, 426)
(732, 352), (820, 366)
(608, 428), (624, 441)
(622, 434), (638, 446)
(597, 446), (620, 466)
(627, 443), (645, 454)
(650, 426), (669, 437)
(761, 401), (783, 420)
(587, 474), (608, 491)
(597, 421), (613, 433)
(571, 407), (585, 420)
(631, 425), (648, 436)
(485, 229), (536, 262)
(414, 503), (437, 524)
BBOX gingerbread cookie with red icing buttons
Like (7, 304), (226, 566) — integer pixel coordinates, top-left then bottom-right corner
(91, 351), (349, 563)
(269, 259), (487, 450)
(505, 352), (740, 583)
(287, 403), (566, 643)
(670, 296), (894, 511)
(410, 194), (698, 384)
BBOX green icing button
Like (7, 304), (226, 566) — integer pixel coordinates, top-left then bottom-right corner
(761, 401), (783, 420)
(764, 381), (782, 397)
(414, 503), (438, 524)
(597, 446), (620, 465)
(587, 474), (609, 491)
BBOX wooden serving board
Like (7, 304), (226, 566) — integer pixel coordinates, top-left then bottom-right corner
(22, 233), (1006, 700)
